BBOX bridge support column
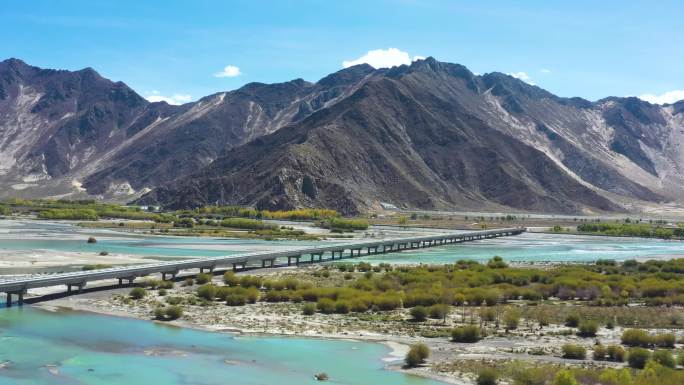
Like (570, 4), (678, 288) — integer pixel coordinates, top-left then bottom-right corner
(232, 262), (246, 271)
(367, 246), (378, 255)
(5, 293), (11, 308)
(261, 259), (275, 268)
(67, 282), (85, 294)
(162, 270), (178, 281)
(382, 244), (393, 253)
(17, 292), (23, 306)
(287, 256), (300, 266)
(200, 265), (215, 274)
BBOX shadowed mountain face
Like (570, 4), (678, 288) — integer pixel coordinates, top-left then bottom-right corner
(2, 58), (683, 214)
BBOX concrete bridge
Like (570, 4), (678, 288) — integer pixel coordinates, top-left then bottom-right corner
(0, 227), (525, 306)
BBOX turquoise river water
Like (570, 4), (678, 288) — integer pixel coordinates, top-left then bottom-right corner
(0, 307), (442, 385)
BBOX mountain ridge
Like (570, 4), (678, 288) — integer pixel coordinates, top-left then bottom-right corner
(1, 57), (683, 215)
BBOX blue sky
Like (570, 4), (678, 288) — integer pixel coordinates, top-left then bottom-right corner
(2, 0), (683, 104)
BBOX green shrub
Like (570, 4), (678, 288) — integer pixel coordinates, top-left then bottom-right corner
(165, 296), (182, 305)
(428, 304), (449, 320)
(606, 345), (626, 362)
(622, 329), (652, 347)
(561, 344), (586, 359)
(157, 288), (167, 296)
(565, 313), (580, 327)
(197, 284), (217, 300)
(476, 367), (498, 385)
(404, 343), (429, 368)
(317, 298), (336, 314)
(195, 273), (212, 285)
(350, 298), (371, 313)
(164, 306), (183, 320)
(504, 308), (521, 330)
(225, 294), (247, 306)
(451, 326), (482, 343)
(220, 217), (277, 230)
(577, 320), (598, 337)
(335, 301), (350, 314)
(593, 344), (607, 360)
(155, 305), (183, 321)
(410, 306), (428, 322)
(652, 349), (676, 368)
(302, 303), (316, 315)
(223, 271), (239, 286)
(627, 347), (650, 369)
(654, 333), (676, 348)
(552, 370), (579, 385)
(129, 287), (146, 299)
(677, 351), (684, 366)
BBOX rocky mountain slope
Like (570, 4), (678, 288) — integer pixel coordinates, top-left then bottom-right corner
(2, 58), (683, 214)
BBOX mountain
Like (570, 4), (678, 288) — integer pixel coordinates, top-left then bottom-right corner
(2, 58), (683, 215)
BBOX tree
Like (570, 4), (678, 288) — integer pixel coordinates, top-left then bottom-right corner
(404, 343), (429, 368)
(552, 370), (579, 385)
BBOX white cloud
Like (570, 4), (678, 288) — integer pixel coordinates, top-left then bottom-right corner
(507, 71), (535, 85)
(342, 48), (424, 69)
(214, 65), (241, 78)
(638, 90), (684, 105)
(540, 68), (551, 74)
(145, 90), (192, 105)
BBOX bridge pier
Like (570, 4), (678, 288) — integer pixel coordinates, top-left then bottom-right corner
(367, 246), (378, 255)
(330, 250), (343, 260)
(232, 262), (247, 271)
(382, 244), (394, 253)
(161, 270), (178, 281)
(261, 258), (275, 268)
(310, 253), (323, 262)
(199, 265), (215, 274)
(349, 248), (362, 257)
(287, 256), (300, 266)
(3, 291), (26, 307)
(66, 282), (85, 294)
(118, 277), (135, 286)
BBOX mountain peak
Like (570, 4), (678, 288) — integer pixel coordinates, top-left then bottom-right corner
(317, 64), (375, 87)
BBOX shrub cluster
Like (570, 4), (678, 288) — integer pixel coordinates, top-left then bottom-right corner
(451, 326), (483, 343)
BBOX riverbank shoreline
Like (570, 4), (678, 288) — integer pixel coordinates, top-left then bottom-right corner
(34, 297), (465, 385)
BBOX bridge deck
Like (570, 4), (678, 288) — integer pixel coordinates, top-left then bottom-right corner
(0, 227), (525, 303)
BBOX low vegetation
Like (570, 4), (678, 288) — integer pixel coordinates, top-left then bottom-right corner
(404, 343), (430, 368)
(577, 222), (684, 239)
